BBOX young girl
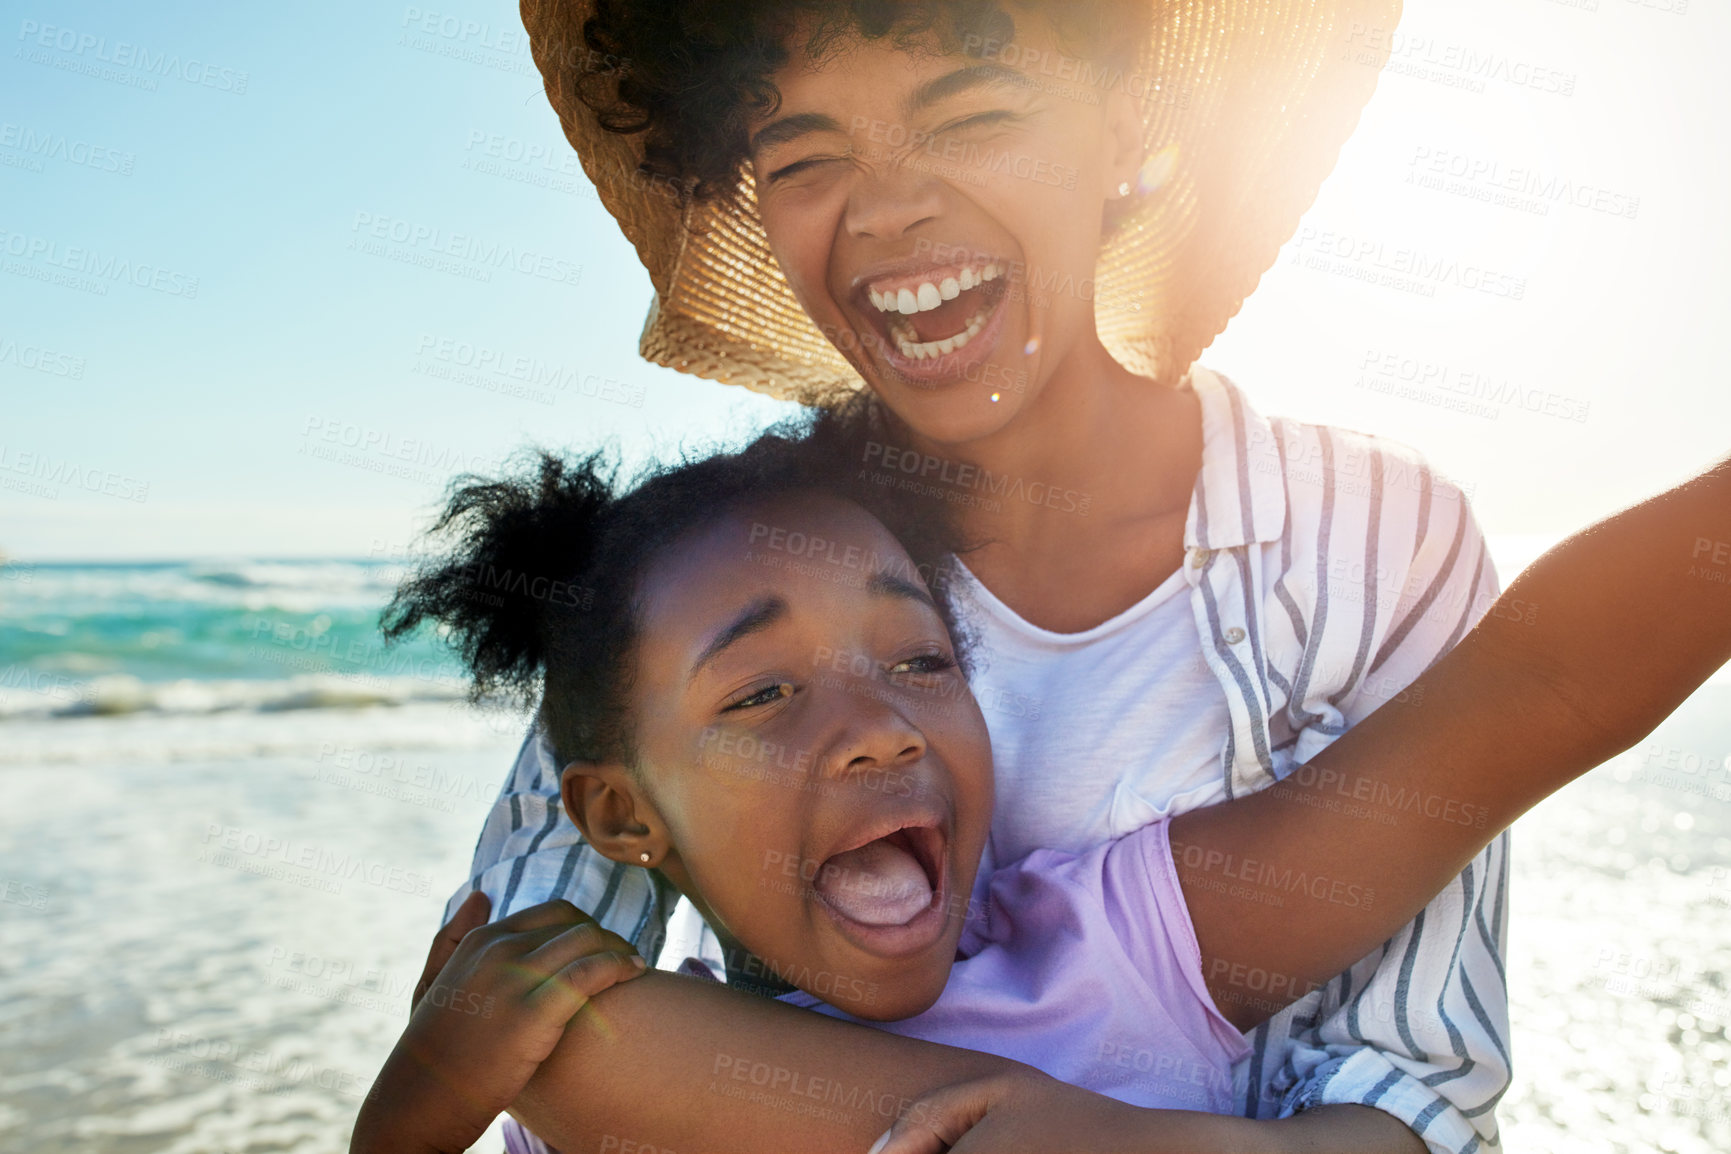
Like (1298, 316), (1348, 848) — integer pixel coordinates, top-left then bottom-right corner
(460, 0), (1503, 1147)
(356, 415), (1730, 1154)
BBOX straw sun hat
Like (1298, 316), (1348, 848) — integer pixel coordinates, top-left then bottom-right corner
(522, 0), (1401, 399)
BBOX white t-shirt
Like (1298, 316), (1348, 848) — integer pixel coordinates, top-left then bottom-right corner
(951, 558), (1233, 869)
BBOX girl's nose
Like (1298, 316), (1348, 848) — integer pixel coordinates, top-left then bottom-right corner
(814, 684), (928, 783)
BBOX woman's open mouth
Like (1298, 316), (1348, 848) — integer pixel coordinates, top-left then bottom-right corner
(811, 819), (950, 957)
(852, 259), (1011, 386)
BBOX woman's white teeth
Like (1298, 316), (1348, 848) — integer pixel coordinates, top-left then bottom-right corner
(890, 302), (993, 360)
(872, 265), (1001, 314)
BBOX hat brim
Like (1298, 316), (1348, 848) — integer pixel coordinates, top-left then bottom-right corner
(525, 0), (1401, 400)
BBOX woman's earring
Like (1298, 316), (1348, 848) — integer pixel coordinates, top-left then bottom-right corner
(1118, 180), (1133, 198)
(639, 851), (652, 864)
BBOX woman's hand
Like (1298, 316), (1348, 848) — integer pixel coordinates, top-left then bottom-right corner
(869, 1070), (1430, 1154)
(869, 1068), (1160, 1154)
(350, 892), (648, 1154)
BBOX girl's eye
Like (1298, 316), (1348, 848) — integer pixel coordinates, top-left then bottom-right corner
(724, 681), (795, 712)
(890, 652), (959, 677)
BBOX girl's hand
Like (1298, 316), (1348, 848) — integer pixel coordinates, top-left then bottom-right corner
(869, 1069), (1158, 1154)
(351, 892), (648, 1154)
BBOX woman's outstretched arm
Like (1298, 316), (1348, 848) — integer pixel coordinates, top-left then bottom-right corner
(511, 968), (1420, 1153)
(1176, 457), (1731, 1030)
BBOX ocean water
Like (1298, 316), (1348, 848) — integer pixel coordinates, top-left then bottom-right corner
(1, 555), (1727, 1151)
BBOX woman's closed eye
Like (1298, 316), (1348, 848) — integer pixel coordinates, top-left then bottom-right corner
(766, 154), (845, 183)
(932, 110), (1017, 138)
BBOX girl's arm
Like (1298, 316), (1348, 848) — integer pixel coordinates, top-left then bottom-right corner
(512, 967), (1420, 1153)
(1176, 457), (1731, 1030)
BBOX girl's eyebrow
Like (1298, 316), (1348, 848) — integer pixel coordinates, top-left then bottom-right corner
(867, 570), (937, 613)
(689, 595), (787, 682)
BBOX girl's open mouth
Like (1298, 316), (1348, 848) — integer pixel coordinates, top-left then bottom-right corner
(812, 820), (950, 957)
(852, 259), (1011, 386)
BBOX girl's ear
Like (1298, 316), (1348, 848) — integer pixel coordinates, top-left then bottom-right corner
(561, 760), (668, 867)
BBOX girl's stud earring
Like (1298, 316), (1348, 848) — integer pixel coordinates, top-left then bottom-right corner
(1118, 181), (1133, 198)
(639, 851), (652, 864)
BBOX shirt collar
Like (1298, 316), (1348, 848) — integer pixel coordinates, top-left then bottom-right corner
(1184, 365), (1288, 550)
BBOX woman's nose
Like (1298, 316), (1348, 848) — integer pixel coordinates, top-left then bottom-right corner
(842, 159), (944, 242)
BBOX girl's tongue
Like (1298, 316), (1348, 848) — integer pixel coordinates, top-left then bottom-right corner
(815, 836), (933, 927)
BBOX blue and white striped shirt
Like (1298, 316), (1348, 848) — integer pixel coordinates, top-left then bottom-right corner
(446, 366), (1510, 1154)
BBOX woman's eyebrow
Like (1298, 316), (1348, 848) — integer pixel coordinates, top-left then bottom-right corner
(906, 62), (1035, 114)
(750, 112), (844, 155)
(689, 595), (788, 682)
(749, 62), (1033, 155)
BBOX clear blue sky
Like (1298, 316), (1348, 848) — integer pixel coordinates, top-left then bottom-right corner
(3, 0), (1727, 560)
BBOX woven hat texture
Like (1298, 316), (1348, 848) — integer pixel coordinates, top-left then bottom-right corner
(522, 0), (1400, 399)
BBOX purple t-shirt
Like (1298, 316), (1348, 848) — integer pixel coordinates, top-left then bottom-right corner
(776, 818), (1250, 1113)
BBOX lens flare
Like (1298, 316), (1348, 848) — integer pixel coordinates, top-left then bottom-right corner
(1137, 144), (1180, 196)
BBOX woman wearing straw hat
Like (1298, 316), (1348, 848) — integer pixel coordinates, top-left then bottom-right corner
(436, 1), (1505, 1149)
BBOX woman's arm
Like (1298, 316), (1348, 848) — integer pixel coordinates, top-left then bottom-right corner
(512, 969), (1423, 1153)
(1176, 457), (1731, 1030)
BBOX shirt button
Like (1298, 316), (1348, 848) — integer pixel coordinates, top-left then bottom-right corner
(1190, 549), (1213, 569)
(1224, 627), (1247, 645)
